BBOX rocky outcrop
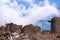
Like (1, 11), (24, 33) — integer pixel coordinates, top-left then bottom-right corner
(22, 24), (40, 35)
(6, 23), (22, 33)
(0, 23), (41, 40)
(0, 17), (60, 40)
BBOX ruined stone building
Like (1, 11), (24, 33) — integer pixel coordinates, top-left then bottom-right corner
(51, 17), (60, 33)
(0, 17), (60, 40)
(51, 17), (60, 39)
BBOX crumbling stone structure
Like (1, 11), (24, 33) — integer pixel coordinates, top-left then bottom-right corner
(51, 17), (60, 33)
(0, 17), (60, 40)
(51, 17), (60, 39)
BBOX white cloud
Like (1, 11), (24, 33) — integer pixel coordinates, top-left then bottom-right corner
(0, 0), (60, 26)
(0, 0), (10, 3)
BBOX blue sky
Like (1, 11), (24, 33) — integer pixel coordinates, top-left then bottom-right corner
(0, 0), (60, 31)
(14, 0), (60, 10)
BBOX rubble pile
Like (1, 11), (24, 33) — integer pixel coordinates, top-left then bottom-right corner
(0, 17), (60, 40)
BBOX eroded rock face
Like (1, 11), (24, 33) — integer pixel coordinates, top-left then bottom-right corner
(10, 23), (22, 33)
(6, 23), (22, 33)
(22, 24), (41, 35)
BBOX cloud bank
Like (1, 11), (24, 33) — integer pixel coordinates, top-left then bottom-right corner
(0, 0), (60, 26)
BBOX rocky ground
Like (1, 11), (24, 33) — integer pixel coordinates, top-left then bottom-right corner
(0, 23), (60, 40)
